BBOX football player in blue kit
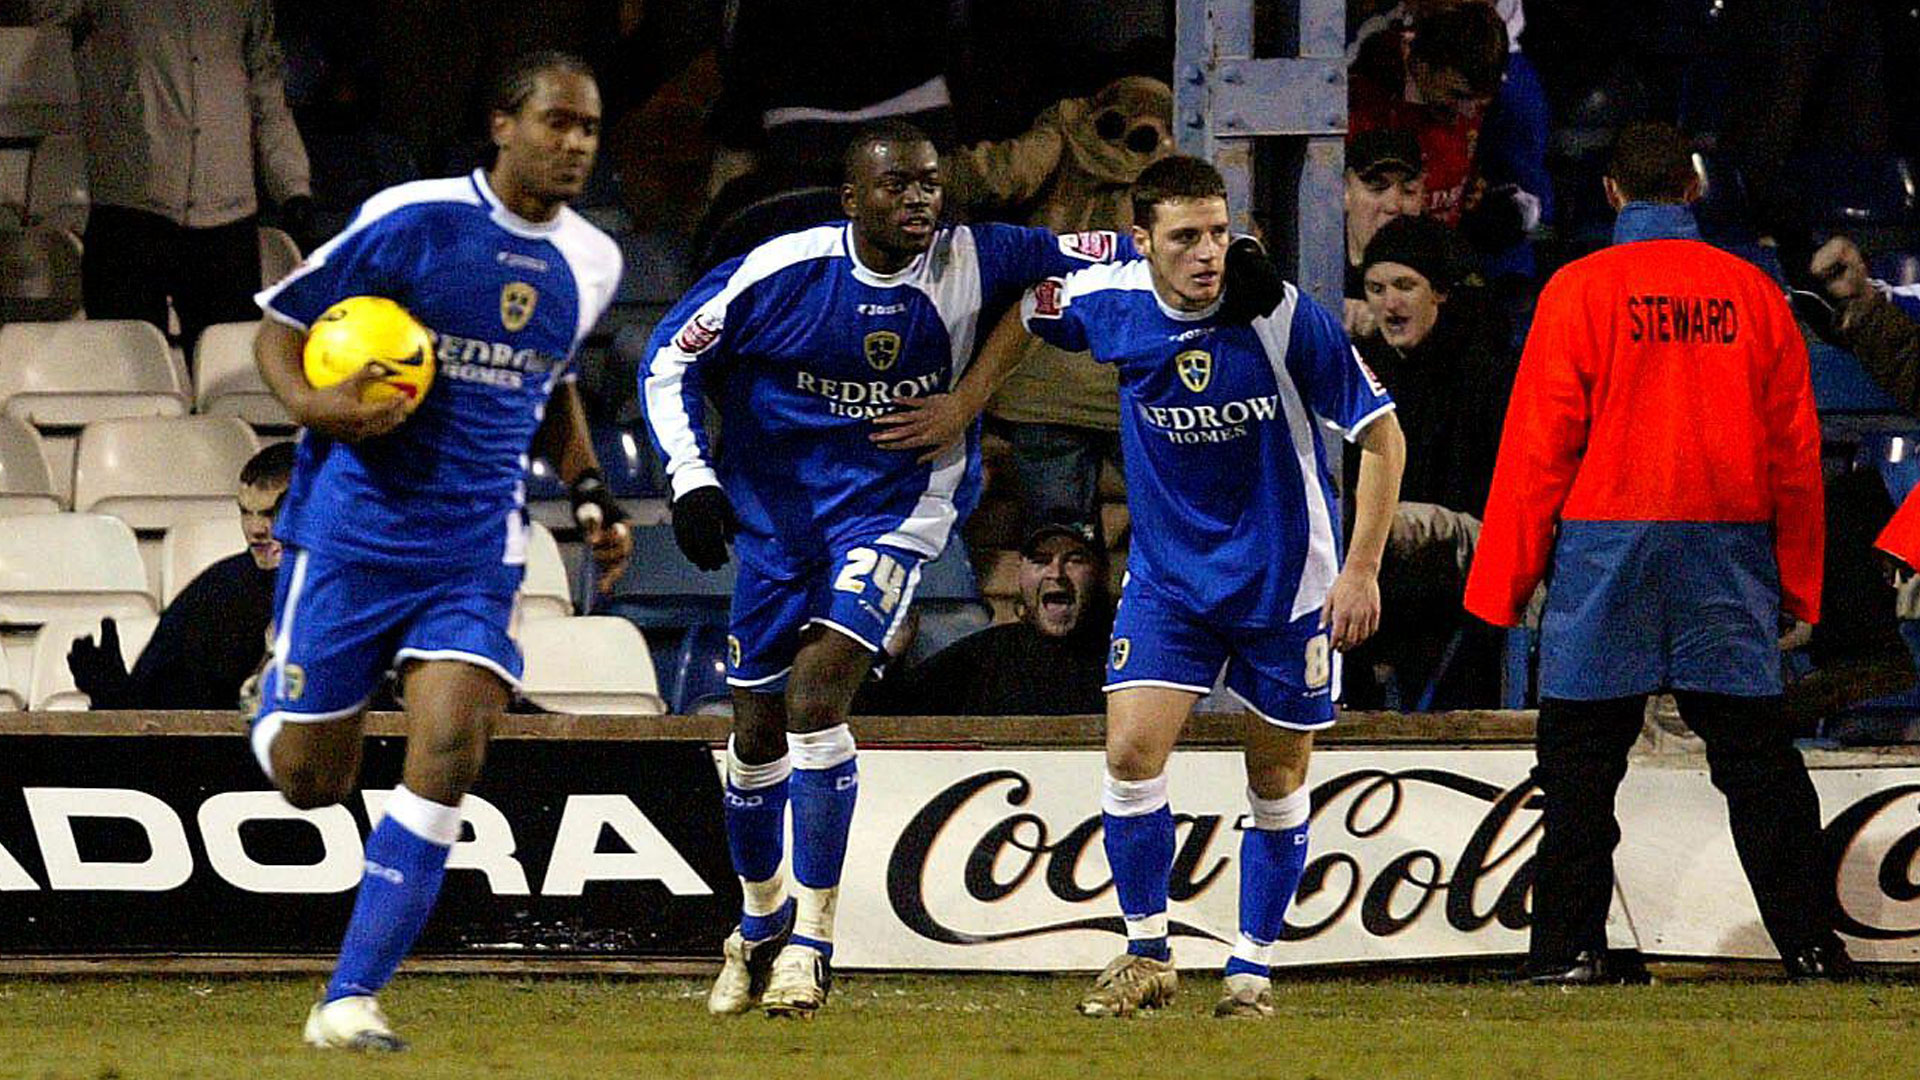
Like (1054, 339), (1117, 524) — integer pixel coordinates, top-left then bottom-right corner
(248, 52), (632, 1050)
(641, 120), (1172, 1018)
(1019, 156), (1406, 1018)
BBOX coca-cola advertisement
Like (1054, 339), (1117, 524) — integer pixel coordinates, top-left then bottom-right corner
(834, 749), (1920, 969)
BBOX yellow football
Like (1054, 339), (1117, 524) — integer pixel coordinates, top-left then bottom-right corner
(302, 296), (436, 412)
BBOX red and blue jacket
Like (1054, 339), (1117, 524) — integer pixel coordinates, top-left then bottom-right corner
(1464, 203), (1823, 698)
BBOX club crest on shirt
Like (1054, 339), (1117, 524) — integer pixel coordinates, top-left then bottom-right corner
(1175, 349), (1213, 393)
(727, 634), (742, 670)
(1109, 637), (1131, 670)
(281, 663), (306, 702)
(500, 282), (538, 332)
(863, 330), (902, 371)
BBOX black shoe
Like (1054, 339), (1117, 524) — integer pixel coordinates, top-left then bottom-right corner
(1519, 949), (1652, 986)
(1783, 940), (1855, 982)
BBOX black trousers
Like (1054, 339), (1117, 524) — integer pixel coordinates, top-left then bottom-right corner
(82, 205), (260, 360)
(1529, 692), (1836, 964)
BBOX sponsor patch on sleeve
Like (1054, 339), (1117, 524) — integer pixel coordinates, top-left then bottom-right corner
(1352, 346), (1387, 397)
(1028, 278), (1066, 320)
(1058, 231), (1116, 262)
(672, 310), (724, 355)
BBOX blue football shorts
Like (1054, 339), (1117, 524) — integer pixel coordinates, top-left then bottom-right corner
(726, 540), (925, 691)
(1104, 580), (1339, 730)
(253, 545), (525, 724)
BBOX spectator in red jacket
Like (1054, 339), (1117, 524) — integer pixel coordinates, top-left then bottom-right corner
(1465, 123), (1849, 984)
(1348, 4), (1507, 227)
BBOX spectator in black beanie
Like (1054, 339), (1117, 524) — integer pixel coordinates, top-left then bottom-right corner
(1344, 214), (1516, 708)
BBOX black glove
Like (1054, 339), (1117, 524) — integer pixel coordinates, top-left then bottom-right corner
(568, 467), (630, 531)
(1219, 236), (1286, 323)
(671, 484), (737, 571)
(67, 617), (132, 709)
(277, 194), (315, 251)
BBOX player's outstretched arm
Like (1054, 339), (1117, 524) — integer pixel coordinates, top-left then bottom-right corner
(254, 318), (407, 442)
(533, 381), (634, 595)
(872, 305), (1032, 464)
(1325, 411), (1405, 651)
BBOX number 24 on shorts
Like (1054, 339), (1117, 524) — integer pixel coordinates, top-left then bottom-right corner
(834, 547), (908, 614)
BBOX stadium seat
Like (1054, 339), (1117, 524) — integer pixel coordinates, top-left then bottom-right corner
(520, 520), (573, 620)
(194, 321), (293, 427)
(1789, 154), (1917, 232)
(0, 643), (20, 710)
(0, 223), (82, 322)
(26, 614), (158, 710)
(593, 522), (734, 629)
(258, 225), (300, 288)
(517, 615), (665, 715)
(0, 320), (186, 427)
(660, 621), (730, 714)
(0, 411), (57, 515)
(159, 516), (246, 607)
(695, 184), (842, 275)
(72, 416), (259, 531)
(26, 132), (86, 233)
(0, 512), (155, 624)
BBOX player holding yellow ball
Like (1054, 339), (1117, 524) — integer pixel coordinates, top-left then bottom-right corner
(248, 51), (633, 1052)
(301, 296), (437, 412)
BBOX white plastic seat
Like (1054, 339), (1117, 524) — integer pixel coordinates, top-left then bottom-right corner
(27, 614), (158, 710)
(160, 515), (247, 607)
(258, 225), (300, 288)
(520, 520), (572, 620)
(517, 616), (663, 715)
(72, 416), (259, 531)
(0, 320), (186, 427)
(0, 512), (154, 624)
(0, 411), (57, 514)
(194, 321), (292, 427)
(0, 644), (21, 710)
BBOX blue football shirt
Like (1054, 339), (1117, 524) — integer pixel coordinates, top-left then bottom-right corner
(256, 169), (622, 569)
(643, 222), (1130, 567)
(1023, 263), (1394, 626)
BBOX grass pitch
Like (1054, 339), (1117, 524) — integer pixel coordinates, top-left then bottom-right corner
(0, 973), (1913, 1080)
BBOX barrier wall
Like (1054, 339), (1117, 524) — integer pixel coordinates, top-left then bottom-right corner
(0, 712), (1914, 970)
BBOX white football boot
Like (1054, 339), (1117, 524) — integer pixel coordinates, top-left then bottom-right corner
(1212, 973), (1275, 1018)
(761, 943), (832, 1018)
(303, 995), (407, 1051)
(708, 920), (793, 1016)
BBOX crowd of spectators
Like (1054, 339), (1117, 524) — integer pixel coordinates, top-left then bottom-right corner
(9, 0), (1920, 730)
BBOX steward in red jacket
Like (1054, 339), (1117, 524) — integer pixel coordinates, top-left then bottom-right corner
(1466, 123), (1849, 984)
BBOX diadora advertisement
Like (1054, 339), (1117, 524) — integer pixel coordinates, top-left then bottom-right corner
(0, 735), (1915, 968)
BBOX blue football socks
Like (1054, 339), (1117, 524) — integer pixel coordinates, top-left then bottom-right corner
(1103, 773), (1174, 963)
(788, 725), (858, 957)
(724, 740), (793, 943)
(325, 787), (460, 1003)
(1227, 785), (1312, 979)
